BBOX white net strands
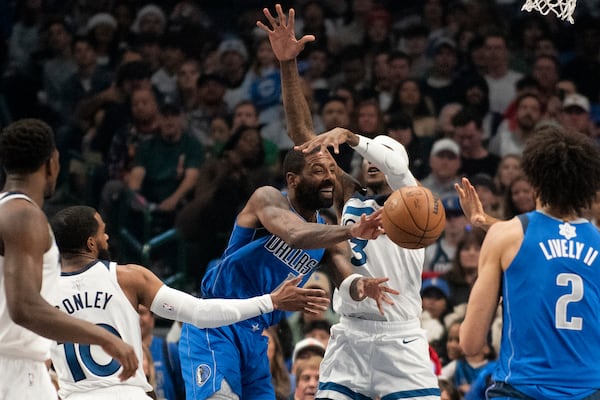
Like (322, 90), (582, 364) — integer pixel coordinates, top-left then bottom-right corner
(521, 0), (577, 23)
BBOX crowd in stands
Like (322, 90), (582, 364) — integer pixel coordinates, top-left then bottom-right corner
(3, 0), (600, 398)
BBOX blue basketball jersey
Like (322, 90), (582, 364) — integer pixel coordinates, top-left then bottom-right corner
(494, 211), (600, 399)
(201, 210), (326, 328)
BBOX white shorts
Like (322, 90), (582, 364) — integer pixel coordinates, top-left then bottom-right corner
(0, 355), (56, 400)
(317, 317), (440, 400)
(62, 385), (153, 400)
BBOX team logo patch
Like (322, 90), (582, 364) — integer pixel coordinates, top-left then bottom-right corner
(196, 364), (211, 386)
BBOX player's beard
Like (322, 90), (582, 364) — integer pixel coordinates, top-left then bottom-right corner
(295, 179), (334, 211)
(97, 247), (112, 261)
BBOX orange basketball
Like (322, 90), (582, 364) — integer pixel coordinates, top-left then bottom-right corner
(382, 186), (446, 249)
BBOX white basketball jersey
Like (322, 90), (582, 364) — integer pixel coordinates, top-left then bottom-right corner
(51, 260), (152, 398)
(0, 192), (60, 361)
(333, 194), (424, 321)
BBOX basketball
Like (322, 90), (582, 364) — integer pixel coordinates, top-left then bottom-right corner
(382, 186), (446, 249)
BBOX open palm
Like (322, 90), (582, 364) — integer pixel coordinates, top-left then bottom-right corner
(256, 4), (315, 62)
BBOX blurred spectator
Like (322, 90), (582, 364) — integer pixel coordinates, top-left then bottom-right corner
(335, 0), (376, 48)
(399, 24), (431, 79)
(263, 326), (292, 400)
(385, 112), (431, 180)
(368, 50), (393, 111)
(356, 98), (384, 138)
(470, 174), (503, 220)
(452, 108), (500, 179)
(302, 319), (332, 348)
(489, 92), (543, 158)
(493, 154), (522, 199)
(6, 0), (43, 77)
(174, 58), (200, 112)
(439, 378), (461, 400)
(435, 102), (462, 138)
(176, 125), (275, 279)
(295, 1), (340, 54)
(531, 55), (560, 107)
(420, 277), (451, 360)
(186, 73), (229, 148)
(141, 343), (158, 400)
(459, 75), (495, 139)
(559, 93), (594, 137)
(127, 102), (202, 224)
(484, 32), (523, 115)
(503, 175), (535, 219)
(442, 228), (486, 307)
(86, 12), (119, 70)
(139, 305), (185, 400)
(131, 4), (167, 37)
(422, 36), (461, 113)
(302, 46), (331, 110)
(387, 51), (412, 97)
(246, 37), (282, 126)
(421, 138), (461, 198)
(218, 37), (250, 111)
(151, 35), (187, 102)
(292, 355), (323, 400)
(388, 78), (437, 137)
(318, 95), (354, 172)
(291, 338), (326, 370)
(424, 195), (468, 274)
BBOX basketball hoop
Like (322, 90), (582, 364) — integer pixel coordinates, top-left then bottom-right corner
(521, 0), (577, 24)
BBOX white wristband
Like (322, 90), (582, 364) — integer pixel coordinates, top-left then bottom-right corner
(150, 285), (273, 328)
(339, 273), (364, 302)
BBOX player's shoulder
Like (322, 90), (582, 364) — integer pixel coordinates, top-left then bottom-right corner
(487, 217), (523, 243)
(0, 198), (45, 231)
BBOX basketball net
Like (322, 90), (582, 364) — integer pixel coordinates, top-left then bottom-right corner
(521, 0), (577, 24)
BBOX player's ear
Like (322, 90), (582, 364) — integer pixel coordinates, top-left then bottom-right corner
(86, 236), (96, 253)
(286, 171), (299, 188)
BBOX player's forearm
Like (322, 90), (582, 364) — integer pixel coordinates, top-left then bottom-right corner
(150, 286), (273, 328)
(286, 222), (355, 249)
(280, 59), (315, 144)
(352, 135), (417, 188)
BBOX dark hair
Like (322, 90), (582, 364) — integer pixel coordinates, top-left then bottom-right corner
(302, 319), (332, 336)
(221, 125), (265, 168)
(504, 175), (534, 219)
(282, 148), (307, 175)
(0, 119), (56, 174)
(446, 228), (486, 284)
(50, 206), (99, 254)
(523, 123), (600, 214)
(451, 107), (483, 130)
(116, 60), (152, 87)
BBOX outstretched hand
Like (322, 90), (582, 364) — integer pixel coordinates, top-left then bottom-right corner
(294, 127), (356, 155)
(355, 277), (399, 315)
(270, 275), (330, 314)
(454, 177), (486, 228)
(256, 4), (315, 62)
(349, 209), (384, 240)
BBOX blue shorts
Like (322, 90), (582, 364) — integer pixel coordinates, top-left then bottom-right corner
(179, 318), (273, 399)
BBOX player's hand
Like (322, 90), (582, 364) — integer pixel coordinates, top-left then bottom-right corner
(101, 337), (138, 381)
(349, 209), (384, 240)
(355, 277), (399, 315)
(454, 177), (486, 228)
(294, 127), (357, 155)
(270, 275), (330, 313)
(256, 4), (315, 62)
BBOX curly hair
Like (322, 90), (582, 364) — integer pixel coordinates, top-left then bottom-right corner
(522, 122), (600, 215)
(0, 119), (56, 174)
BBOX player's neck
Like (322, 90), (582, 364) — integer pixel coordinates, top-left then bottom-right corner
(539, 203), (579, 222)
(2, 175), (46, 207)
(60, 252), (99, 272)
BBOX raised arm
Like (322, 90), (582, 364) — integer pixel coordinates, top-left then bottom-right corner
(296, 127), (418, 189)
(257, 4), (315, 145)
(237, 186), (382, 249)
(455, 177), (500, 231)
(1, 204), (137, 381)
(118, 265), (331, 329)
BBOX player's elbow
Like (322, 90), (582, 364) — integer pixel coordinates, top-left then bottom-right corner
(460, 336), (484, 357)
(285, 228), (314, 249)
(7, 299), (36, 327)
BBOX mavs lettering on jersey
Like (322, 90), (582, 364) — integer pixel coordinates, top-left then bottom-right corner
(264, 235), (319, 274)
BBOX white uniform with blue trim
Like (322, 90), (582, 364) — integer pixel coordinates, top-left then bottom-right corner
(0, 192), (60, 398)
(50, 260), (152, 399)
(317, 136), (440, 400)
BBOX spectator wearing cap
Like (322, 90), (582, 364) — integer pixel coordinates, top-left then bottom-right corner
(422, 36), (461, 113)
(420, 277), (452, 361)
(424, 195), (468, 274)
(287, 271), (339, 346)
(131, 4), (166, 36)
(186, 73), (229, 148)
(127, 102), (203, 229)
(86, 12), (119, 70)
(452, 108), (500, 179)
(560, 93), (594, 137)
(489, 92), (543, 158)
(421, 138), (462, 199)
(218, 37), (251, 111)
(291, 338), (326, 372)
(386, 113), (431, 180)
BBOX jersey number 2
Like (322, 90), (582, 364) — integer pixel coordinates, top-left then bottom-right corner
(63, 323), (122, 381)
(555, 273), (583, 331)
